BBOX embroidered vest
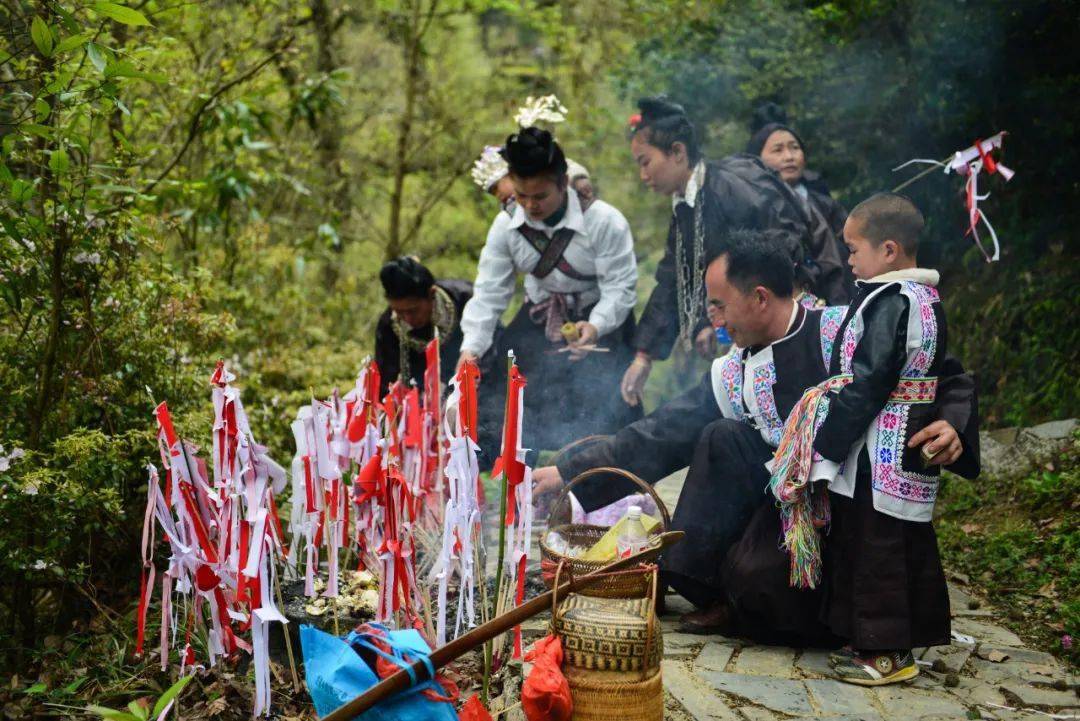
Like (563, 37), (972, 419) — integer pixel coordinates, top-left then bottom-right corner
(710, 306), (846, 447)
(828, 280), (943, 522)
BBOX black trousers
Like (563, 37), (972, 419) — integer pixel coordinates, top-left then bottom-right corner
(661, 419), (774, 604)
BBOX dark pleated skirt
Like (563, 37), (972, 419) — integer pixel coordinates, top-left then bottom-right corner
(720, 502), (843, 647)
(484, 302), (641, 454)
(820, 458), (951, 651)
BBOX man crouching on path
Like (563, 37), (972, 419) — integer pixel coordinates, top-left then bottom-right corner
(531, 230), (979, 639)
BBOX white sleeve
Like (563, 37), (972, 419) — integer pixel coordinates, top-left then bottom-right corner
(460, 218), (517, 357)
(586, 207), (638, 338)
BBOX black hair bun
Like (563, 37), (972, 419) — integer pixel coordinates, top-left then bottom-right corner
(637, 96), (687, 124)
(750, 102), (789, 134)
(501, 126), (567, 179)
(380, 256), (435, 299)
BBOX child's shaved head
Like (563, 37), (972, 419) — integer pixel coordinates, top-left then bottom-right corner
(848, 192), (925, 256)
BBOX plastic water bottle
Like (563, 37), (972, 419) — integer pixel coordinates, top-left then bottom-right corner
(616, 505), (650, 559)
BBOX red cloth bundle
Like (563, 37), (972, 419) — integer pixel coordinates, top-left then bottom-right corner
(522, 635), (572, 721)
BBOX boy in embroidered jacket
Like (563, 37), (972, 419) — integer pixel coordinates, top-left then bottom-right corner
(531, 230), (979, 640)
(811, 193), (980, 686)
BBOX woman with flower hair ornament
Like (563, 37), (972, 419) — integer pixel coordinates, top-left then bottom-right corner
(459, 124), (641, 453)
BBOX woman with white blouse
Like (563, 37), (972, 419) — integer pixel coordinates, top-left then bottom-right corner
(458, 127), (642, 454)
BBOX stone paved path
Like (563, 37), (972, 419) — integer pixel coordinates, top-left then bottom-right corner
(523, 467), (1079, 721)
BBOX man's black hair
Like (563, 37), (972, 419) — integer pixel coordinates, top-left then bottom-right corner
(501, 127), (568, 182)
(630, 96), (702, 165)
(380, 256), (435, 299)
(848, 192), (924, 256)
(707, 229), (795, 298)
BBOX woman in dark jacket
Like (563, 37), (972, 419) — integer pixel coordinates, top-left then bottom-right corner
(748, 122), (854, 297)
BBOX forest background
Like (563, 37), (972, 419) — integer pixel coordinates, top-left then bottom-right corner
(0, 0), (1077, 707)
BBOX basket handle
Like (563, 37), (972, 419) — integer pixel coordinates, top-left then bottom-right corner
(643, 566), (658, 680)
(552, 466), (671, 530)
(548, 435), (609, 469)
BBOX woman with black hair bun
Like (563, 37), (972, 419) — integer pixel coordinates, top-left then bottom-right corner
(458, 126), (642, 453)
(374, 256), (487, 398)
(619, 96), (846, 407)
(747, 114), (853, 298)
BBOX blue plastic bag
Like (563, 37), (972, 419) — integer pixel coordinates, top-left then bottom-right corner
(300, 624), (458, 721)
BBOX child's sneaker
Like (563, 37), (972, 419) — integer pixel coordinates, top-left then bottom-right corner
(832, 649), (919, 686)
(828, 646), (855, 666)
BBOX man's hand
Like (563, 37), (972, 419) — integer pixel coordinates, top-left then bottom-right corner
(567, 321), (598, 361)
(532, 465), (564, 500)
(620, 353), (652, 406)
(455, 350), (478, 374)
(694, 325), (718, 359)
(907, 420), (963, 466)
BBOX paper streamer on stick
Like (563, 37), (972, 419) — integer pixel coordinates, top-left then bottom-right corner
(893, 132), (1015, 262)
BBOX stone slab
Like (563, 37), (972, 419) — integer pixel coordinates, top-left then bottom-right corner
(662, 660), (741, 721)
(922, 643), (975, 673)
(951, 617), (1025, 647)
(804, 678), (879, 716)
(944, 676), (1010, 708)
(794, 648), (834, 678)
(1027, 419), (1077, 440)
(873, 686), (971, 719)
(999, 682), (1080, 710)
(736, 709), (779, 721)
(731, 645), (796, 678)
(665, 632), (705, 658)
(695, 670), (814, 716)
(696, 641), (737, 672)
(977, 645), (1060, 666)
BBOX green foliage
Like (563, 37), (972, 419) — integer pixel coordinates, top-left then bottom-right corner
(87, 674), (192, 721)
(937, 432), (1080, 669)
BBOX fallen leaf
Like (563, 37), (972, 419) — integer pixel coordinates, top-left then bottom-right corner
(206, 696), (228, 716)
(1026, 663), (1058, 677)
(961, 523), (981, 534)
(977, 649), (1010, 663)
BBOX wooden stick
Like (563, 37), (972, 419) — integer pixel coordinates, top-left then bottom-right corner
(274, 571), (302, 693)
(321, 532), (684, 721)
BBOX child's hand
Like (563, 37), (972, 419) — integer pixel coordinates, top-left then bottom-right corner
(907, 420), (962, 466)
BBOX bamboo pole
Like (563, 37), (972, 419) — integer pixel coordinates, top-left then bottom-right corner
(321, 532), (684, 721)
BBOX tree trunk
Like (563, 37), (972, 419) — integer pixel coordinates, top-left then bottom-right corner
(310, 0), (350, 250)
(387, 0), (423, 261)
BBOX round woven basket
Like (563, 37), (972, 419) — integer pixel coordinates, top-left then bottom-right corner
(539, 467), (671, 599)
(565, 667), (664, 721)
(552, 564), (663, 673)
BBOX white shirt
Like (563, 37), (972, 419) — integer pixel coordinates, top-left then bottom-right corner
(671, 160), (707, 211)
(460, 189), (638, 357)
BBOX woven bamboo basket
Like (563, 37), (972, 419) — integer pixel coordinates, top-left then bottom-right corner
(565, 667), (664, 721)
(539, 467), (671, 599)
(551, 564), (662, 673)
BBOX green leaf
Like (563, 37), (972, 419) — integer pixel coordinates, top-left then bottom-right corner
(24, 682), (47, 695)
(20, 124), (53, 140)
(53, 33), (90, 56)
(126, 701), (148, 721)
(31, 17), (54, 57)
(49, 148), (70, 175)
(34, 98), (51, 122)
(92, 2), (152, 27)
(0, 162), (12, 183)
(62, 677), (86, 694)
(10, 179), (35, 203)
(0, 49), (12, 64)
(86, 706), (140, 721)
(151, 675), (193, 719)
(104, 61), (166, 84)
(86, 43), (107, 73)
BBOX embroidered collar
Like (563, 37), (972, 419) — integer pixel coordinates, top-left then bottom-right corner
(672, 160), (707, 211)
(861, 268), (940, 287)
(510, 188), (587, 236)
